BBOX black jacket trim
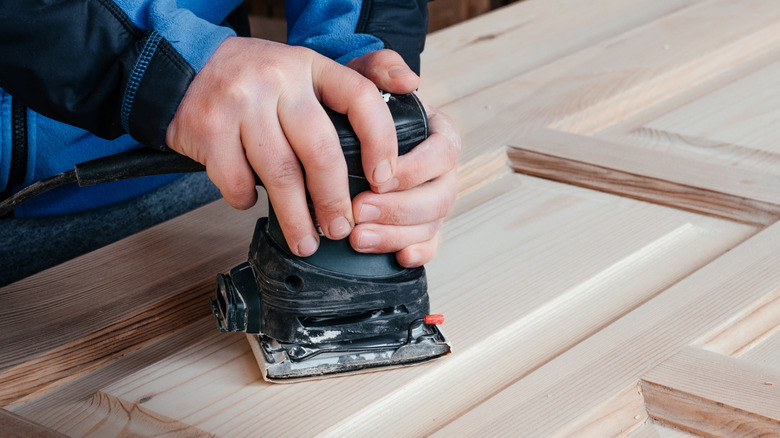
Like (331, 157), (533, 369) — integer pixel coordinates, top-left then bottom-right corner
(356, 0), (429, 74)
(0, 0), (196, 149)
(121, 31), (163, 134)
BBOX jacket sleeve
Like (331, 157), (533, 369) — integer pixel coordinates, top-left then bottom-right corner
(285, 0), (429, 74)
(0, 0), (241, 149)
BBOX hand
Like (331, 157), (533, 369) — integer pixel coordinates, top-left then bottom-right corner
(347, 52), (462, 267)
(166, 37), (406, 257)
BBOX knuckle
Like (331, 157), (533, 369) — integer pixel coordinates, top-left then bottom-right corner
(266, 159), (301, 190)
(428, 219), (444, 237)
(435, 194), (454, 219)
(315, 196), (348, 217)
(303, 137), (341, 169)
(386, 206), (407, 225)
(222, 177), (257, 208)
(227, 176), (256, 197)
(352, 78), (381, 102)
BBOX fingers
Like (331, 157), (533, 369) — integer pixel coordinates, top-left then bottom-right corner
(346, 98), (461, 266)
(352, 169), (457, 226)
(351, 221), (442, 262)
(204, 143), (258, 210)
(396, 232), (441, 268)
(277, 93), (354, 241)
(313, 59), (399, 190)
(379, 104), (461, 194)
(241, 104), (321, 257)
(349, 170), (456, 265)
(346, 49), (420, 94)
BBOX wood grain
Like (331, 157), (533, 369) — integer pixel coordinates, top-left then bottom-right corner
(509, 129), (780, 218)
(509, 145), (780, 227)
(5, 0), (780, 435)
(642, 347), (780, 436)
(433, 0), (780, 206)
(0, 409), (67, 438)
(0, 281), (214, 407)
(419, 0), (702, 107)
(0, 199), (265, 406)
(698, 290), (780, 357)
(15, 176), (755, 437)
(626, 420), (709, 438)
(740, 328), (780, 371)
(433, 220), (780, 437)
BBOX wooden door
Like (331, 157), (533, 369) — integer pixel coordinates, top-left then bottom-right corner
(2, 0), (779, 436)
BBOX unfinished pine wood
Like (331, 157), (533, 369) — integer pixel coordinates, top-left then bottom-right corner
(439, 0), (780, 213)
(0, 409), (67, 438)
(697, 288), (780, 358)
(741, 328), (780, 370)
(0, 199), (266, 407)
(433, 219), (780, 437)
(11, 175), (757, 436)
(507, 130), (780, 225)
(419, 0), (702, 107)
(626, 420), (706, 438)
(5, 0), (780, 436)
(641, 347), (780, 436)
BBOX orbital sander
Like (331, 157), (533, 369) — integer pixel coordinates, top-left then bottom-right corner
(211, 93), (451, 381)
(0, 92), (451, 382)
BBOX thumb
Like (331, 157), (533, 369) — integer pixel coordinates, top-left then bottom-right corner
(346, 49), (420, 94)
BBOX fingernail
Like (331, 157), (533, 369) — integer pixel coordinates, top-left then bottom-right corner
(358, 204), (381, 223)
(389, 65), (412, 78)
(373, 159), (392, 185)
(357, 230), (381, 249)
(329, 216), (352, 239)
(297, 234), (319, 257)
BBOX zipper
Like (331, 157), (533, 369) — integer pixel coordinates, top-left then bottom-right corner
(1, 98), (28, 208)
(355, 0), (373, 33)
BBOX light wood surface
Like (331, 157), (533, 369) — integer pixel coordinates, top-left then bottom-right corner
(3, 0), (780, 436)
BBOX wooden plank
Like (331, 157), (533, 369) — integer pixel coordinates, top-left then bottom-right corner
(419, 0), (701, 106)
(641, 347), (780, 436)
(0, 409), (67, 438)
(9, 317), (220, 437)
(0, 199), (266, 406)
(14, 175), (756, 436)
(435, 0), (780, 201)
(642, 61), (780, 156)
(5, 1), (780, 435)
(626, 420), (704, 438)
(698, 290), (780, 357)
(556, 382), (647, 437)
(544, 0), (780, 137)
(507, 130), (780, 225)
(741, 328), (780, 370)
(0, 281), (213, 407)
(432, 220), (780, 437)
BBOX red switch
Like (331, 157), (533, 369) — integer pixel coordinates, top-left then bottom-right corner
(424, 314), (445, 325)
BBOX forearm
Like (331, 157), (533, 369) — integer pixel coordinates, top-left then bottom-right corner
(0, 0), (239, 148)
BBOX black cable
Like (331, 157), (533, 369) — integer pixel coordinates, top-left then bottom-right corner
(0, 170), (77, 217)
(0, 149), (206, 217)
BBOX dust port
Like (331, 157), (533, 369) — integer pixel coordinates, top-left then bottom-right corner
(284, 275), (304, 292)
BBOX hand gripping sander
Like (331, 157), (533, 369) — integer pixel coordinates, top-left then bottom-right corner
(210, 93), (452, 382)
